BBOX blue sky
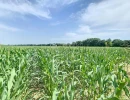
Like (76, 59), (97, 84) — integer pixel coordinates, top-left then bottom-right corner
(0, 0), (130, 44)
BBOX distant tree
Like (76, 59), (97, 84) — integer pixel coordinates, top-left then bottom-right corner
(67, 43), (71, 46)
(106, 39), (112, 47)
(82, 40), (88, 46)
(112, 39), (124, 47)
(75, 41), (83, 46)
(122, 40), (130, 47)
(105, 41), (108, 47)
(89, 38), (101, 46)
(11, 38), (130, 47)
(99, 40), (106, 46)
(82, 38), (101, 46)
(71, 42), (77, 46)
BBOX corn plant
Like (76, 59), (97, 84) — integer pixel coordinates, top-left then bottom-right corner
(0, 47), (130, 100)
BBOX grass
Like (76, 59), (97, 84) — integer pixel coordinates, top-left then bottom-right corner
(0, 46), (130, 100)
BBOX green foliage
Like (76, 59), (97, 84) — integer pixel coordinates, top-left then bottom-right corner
(0, 47), (130, 99)
(72, 38), (130, 47)
(112, 39), (124, 47)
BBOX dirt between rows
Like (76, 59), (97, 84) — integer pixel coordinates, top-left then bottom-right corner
(124, 64), (130, 76)
(121, 64), (130, 100)
(27, 64), (130, 100)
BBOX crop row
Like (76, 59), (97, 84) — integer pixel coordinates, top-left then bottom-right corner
(0, 47), (130, 100)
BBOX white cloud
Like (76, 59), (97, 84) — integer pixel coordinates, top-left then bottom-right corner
(0, 24), (21, 32)
(62, 0), (78, 5)
(0, 0), (51, 19)
(77, 25), (92, 34)
(64, 0), (130, 42)
(37, 0), (78, 8)
(80, 0), (130, 28)
(64, 25), (92, 40)
(66, 32), (77, 37)
(0, 0), (79, 19)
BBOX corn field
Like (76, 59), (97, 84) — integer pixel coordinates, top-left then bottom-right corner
(0, 47), (130, 100)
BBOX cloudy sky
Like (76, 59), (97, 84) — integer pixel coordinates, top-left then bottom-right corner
(0, 0), (130, 44)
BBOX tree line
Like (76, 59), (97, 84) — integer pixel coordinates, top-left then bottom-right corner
(12, 38), (130, 47)
(71, 38), (130, 47)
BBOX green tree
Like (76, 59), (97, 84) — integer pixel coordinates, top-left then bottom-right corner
(106, 39), (112, 47)
(112, 39), (124, 47)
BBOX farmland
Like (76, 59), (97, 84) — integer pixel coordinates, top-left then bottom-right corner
(0, 46), (130, 100)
